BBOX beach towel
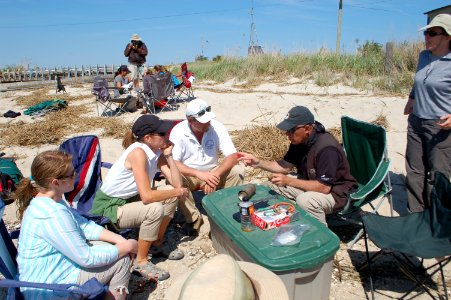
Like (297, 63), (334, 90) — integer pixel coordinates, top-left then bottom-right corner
(23, 99), (68, 116)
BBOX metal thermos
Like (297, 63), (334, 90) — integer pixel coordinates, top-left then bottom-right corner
(238, 184), (256, 201)
(238, 184), (256, 232)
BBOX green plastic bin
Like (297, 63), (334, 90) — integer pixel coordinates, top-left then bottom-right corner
(202, 184), (340, 300)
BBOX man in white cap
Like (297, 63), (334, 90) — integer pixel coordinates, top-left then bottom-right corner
(124, 33), (148, 90)
(170, 98), (245, 235)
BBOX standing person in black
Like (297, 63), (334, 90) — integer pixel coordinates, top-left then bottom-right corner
(124, 34), (148, 90)
(238, 106), (358, 226)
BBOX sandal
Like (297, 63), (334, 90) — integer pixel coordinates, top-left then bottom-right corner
(132, 261), (170, 281)
(150, 244), (185, 260)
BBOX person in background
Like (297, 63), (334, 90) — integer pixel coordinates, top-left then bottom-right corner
(169, 98), (245, 236)
(403, 14), (451, 212)
(124, 34), (148, 90)
(15, 150), (137, 300)
(238, 106), (358, 226)
(113, 65), (132, 98)
(91, 115), (189, 281)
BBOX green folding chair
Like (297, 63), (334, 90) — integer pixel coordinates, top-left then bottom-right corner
(361, 172), (451, 300)
(335, 116), (393, 248)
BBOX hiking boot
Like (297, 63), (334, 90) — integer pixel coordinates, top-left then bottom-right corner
(180, 215), (204, 237)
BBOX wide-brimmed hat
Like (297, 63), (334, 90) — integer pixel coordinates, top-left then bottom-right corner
(130, 33), (141, 41)
(186, 98), (216, 124)
(164, 254), (289, 300)
(419, 14), (451, 35)
(277, 106), (315, 131)
(132, 115), (173, 139)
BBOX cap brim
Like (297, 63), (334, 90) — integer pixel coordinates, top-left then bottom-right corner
(196, 111), (216, 124)
(418, 24), (432, 32)
(277, 119), (296, 131)
(157, 120), (175, 135)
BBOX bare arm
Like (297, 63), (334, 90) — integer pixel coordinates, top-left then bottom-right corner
(269, 173), (332, 194)
(157, 142), (184, 188)
(404, 97), (414, 115)
(238, 152), (294, 174)
(127, 148), (186, 204)
(98, 228), (138, 258)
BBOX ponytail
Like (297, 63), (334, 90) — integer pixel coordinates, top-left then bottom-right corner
(122, 130), (137, 149)
(14, 178), (39, 221)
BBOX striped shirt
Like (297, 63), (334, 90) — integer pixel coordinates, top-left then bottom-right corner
(17, 197), (118, 300)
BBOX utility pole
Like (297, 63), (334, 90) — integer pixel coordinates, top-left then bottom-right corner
(336, 0), (343, 54)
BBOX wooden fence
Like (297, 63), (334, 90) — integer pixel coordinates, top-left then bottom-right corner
(0, 64), (122, 83)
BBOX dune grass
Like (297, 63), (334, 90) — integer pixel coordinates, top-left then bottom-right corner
(184, 40), (423, 96)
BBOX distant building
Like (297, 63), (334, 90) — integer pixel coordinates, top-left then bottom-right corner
(424, 5), (451, 24)
(248, 46), (264, 56)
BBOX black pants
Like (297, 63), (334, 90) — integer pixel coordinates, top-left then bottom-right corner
(405, 114), (451, 212)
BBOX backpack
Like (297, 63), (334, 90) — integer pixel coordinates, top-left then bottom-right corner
(0, 158), (23, 204)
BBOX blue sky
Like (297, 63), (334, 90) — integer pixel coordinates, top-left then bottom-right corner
(0, 0), (449, 69)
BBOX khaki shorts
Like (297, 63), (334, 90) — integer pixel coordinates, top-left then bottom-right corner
(128, 64), (145, 81)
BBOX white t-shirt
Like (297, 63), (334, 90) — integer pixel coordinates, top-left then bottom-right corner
(170, 119), (237, 171)
(101, 142), (160, 199)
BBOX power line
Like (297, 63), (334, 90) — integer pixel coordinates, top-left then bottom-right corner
(0, 4), (282, 29)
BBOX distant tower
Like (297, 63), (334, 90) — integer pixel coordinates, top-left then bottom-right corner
(248, 0), (263, 56)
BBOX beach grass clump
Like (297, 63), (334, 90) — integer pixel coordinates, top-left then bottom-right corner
(188, 40), (422, 95)
(15, 88), (91, 108)
(1, 104), (131, 147)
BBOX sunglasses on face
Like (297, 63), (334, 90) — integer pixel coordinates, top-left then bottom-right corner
(151, 132), (166, 137)
(59, 169), (77, 180)
(287, 124), (311, 135)
(423, 30), (445, 37)
(190, 106), (211, 118)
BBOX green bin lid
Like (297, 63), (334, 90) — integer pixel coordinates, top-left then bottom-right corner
(202, 185), (340, 271)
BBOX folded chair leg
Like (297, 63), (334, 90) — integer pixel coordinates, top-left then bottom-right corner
(395, 255), (440, 300)
(347, 228), (364, 249)
(363, 227), (375, 300)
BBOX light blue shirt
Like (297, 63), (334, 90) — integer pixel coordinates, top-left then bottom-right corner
(17, 197), (118, 300)
(410, 50), (451, 119)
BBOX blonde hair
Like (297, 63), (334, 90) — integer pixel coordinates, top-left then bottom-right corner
(14, 150), (72, 220)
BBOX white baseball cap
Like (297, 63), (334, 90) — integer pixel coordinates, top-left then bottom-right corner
(186, 98), (216, 123)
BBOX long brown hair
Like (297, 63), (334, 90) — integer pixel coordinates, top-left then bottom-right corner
(14, 150), (72, 220)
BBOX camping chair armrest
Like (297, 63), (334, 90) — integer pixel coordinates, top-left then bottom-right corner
(350, 158), (390, 201)
(101, 162), (112, 169)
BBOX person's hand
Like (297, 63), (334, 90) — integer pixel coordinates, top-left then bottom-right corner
(161, 141), (174, 156)
(203, 183), (216, 194)
(196, 170), (220, 189)
(237, 152), (259, 167)
(269, 173), (290, 187)
(126, 239), (138, 255)
(176, 187), (189, 199)
(438, 114), (451, 130)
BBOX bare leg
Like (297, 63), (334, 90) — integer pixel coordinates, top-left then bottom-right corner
(136, 239), (152, 265)
(153, 216), (172, 246)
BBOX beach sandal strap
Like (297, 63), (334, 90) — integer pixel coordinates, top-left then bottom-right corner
(133, 262), (169, 281)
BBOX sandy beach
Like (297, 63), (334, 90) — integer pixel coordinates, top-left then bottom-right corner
(1, 78), (449, 299)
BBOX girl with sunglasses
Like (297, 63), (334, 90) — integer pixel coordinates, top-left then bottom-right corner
(403, 14), (451, 213)
(91, 115), (188, 281)
(15, 150), (137, 300)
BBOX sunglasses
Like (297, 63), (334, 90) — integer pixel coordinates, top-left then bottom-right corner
(287, 124), (310, 135)
(59, 169), (77, 180)
(190, 106), (211, 118)
(423, 30), (445, 37)
(149, 132), (166, 137)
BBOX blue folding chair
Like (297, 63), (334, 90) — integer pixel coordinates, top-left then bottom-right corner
(0, 199), (107, 300)
(59, 135), (131, 235)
